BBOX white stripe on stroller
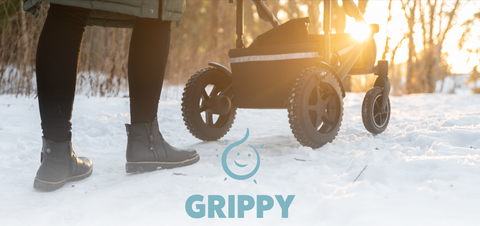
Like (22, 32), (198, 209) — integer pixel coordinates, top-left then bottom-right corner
(230, 52), (320, 64)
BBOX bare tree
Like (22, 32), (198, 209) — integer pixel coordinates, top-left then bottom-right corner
(401, 0), (463, 93)
(401, 0), (418, 93)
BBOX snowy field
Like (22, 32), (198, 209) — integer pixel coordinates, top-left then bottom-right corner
(1, 87), (480, 226)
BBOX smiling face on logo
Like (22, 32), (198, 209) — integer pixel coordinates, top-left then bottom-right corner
(221, 129), (261, 182)
(233, 152), (251, 168)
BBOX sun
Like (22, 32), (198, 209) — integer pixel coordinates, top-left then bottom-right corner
(351, 22), (372, 42)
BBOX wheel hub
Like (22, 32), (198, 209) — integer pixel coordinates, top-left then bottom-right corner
(373, 94), (388, 128)
(315, 99), (327, 114)
(205, 95), (232, 115)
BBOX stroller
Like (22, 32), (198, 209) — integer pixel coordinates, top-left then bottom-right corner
(181, 0), (391, 148)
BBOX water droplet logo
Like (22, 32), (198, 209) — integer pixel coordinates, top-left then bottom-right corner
(220, 128), (262, 184)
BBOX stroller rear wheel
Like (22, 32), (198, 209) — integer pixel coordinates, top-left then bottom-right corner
(182, 68), (236, 141)
(362, 86), (390, 134)
(287, 67), (344, 149)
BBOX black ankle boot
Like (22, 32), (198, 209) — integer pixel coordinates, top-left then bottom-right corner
(33, 138), (93, 191)
(125, 118), (200, 173)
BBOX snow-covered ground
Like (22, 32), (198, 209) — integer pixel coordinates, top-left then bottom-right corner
(436, 74), (480, 94)
(1, 87), (480, 226)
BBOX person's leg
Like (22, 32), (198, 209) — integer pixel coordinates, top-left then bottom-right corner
(34, 4), (92, 191)
(127, 18), (170, 124)
(125, 17), (199, 173)
(36, 4), (90, 142)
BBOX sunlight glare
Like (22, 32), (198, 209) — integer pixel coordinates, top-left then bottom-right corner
(277, 10), (288, 21)
(299, 4), (309, 17)
(351, 22), (371, 42)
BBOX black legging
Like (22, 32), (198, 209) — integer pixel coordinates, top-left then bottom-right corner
(36, 4), (171, 142)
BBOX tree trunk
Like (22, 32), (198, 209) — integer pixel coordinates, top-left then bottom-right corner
(405, 0), (418, 94)
(210, 0), (219, 59)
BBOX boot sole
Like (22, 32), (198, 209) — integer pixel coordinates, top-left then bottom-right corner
(125, 154), (200, 173)
(33, 168), (93, 192)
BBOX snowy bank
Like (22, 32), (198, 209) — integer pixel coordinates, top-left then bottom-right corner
(0, 88), (480, 226)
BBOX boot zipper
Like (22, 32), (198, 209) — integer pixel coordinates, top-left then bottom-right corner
(145, 123), (159, 161)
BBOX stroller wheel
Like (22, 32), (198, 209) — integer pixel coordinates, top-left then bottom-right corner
(287, 67), (344, 149)
(362, 86), (391, 134)
(182, 67), (236, 141)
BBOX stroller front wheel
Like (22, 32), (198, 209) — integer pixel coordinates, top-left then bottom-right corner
(362, 86), (391, 134)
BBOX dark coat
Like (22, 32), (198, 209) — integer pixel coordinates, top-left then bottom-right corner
(22, 0), (186, 28)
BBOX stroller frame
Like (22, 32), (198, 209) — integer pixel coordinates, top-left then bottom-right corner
(181, 0), (392, 148)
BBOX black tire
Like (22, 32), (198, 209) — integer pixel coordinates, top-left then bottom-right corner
(182, 68), (236, 141)
(287, 67), (344, 149)
(362, 86), (391, 134)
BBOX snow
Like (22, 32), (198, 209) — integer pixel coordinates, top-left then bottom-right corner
(1, 87), (480, 225)
(436, 74), (480, 94)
